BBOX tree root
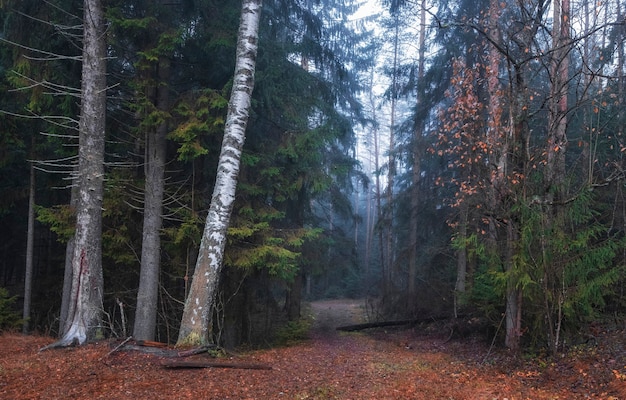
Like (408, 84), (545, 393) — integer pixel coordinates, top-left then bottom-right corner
(39, 337), (80, 352)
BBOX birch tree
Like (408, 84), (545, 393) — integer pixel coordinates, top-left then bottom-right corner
(176, 0), (262, 347)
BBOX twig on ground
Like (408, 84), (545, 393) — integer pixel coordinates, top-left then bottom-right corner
(103, 336), (133, 359)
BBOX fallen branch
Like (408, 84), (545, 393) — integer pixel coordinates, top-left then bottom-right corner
(336, 320), (417, 332)
(161, 360), (272, 370)
(110, 341), (217, 358)
(103, 336), (133, 358)
(336, 314), (454, 332)
(135, 340), (168, 348)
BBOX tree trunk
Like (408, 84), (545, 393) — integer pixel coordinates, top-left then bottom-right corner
(176, 0), (262, 347)
(547, 0), (570, 199)
(286, 272), (302, 321)
(504, 219), (521, 351)
(59, 175), (78, 336)
(22, 163), (35, 333)
(384, 16), (400, 298)
(454, 201), (468, 318)
(133, 57), (170, 341)
(56, 0), (107, 346)
(367, 68), (381, 288)
(617, 0), (624, 141)
(407, 0), (426, 313)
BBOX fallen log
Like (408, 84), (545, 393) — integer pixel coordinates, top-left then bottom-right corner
(336, 320), (417, 332)
(135, 340), (168, 348)
(109, 340), (217, 358)
(161, 360), (272, 370)
(336, 314), (454, 332)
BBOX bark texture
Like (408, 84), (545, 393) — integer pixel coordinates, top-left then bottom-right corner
(22, 164), (35, 333)
(177, 0), (262, 346)
(133, 58), (170, 341)
(57, 0), (107, 346)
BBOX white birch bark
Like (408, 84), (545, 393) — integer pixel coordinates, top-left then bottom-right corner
(177, 0), (262, 346)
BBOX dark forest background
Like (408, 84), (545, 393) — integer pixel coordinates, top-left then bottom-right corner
(0, 0), (625, 354)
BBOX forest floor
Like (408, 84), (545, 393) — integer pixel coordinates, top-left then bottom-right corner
(1, 299), (625, 399)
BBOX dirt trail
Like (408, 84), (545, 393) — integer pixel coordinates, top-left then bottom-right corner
(0, 301), (624, 399)
(308, 298), (367, 336)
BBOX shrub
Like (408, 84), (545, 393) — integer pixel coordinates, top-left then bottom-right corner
(0, 287), (22, 332)
(273, 318), (311, 345)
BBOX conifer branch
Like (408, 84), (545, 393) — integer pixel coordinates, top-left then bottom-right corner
(0, 38), (81, 61)
(9, 71), (81, 96)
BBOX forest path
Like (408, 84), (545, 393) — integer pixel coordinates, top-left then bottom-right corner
(307, 298), (368, 337)
(0, 301), (623, 399)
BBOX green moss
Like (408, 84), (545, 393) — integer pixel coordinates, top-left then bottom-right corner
(176, 332), (208, 348)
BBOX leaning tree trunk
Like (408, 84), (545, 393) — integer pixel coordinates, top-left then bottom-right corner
(176, 0), (262, 347)
(54, 0), (107, 346)
(133, 57), (170, 341)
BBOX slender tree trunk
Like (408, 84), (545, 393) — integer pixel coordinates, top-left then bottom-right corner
(384, 16), (400, 298)
(374, 123), (385, 294)
(369, 68), (385, 295)
(176, 0), (262, 347)
(454, 201), (468, 318)
(619, 0), (624, 135)
(364, 184), (372, 277)
(503, 63), (528, 352)
(286, 272), (302, 321)
(504, 219), (521, 351)
(22, 163), (35, 333)
(56, 0), (107, 346)
(547, 0), (569, 199)
(364, 68), (378, 283)
(408, 0), (426, 312)
(353, 146), (359, 254)
(487, 0), (505, 196)
(133, 57), (170, 341)
(59, 177), (78, 335)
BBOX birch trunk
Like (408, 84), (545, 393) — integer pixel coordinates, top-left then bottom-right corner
(55, 0), (107, 346)
(176, 0), (262, 347)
